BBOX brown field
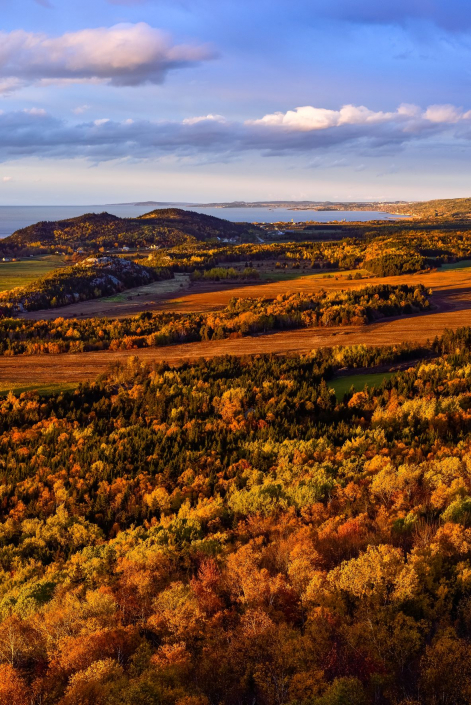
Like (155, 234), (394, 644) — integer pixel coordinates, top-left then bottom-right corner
(5, 265), (471, 386)
(19, 265), (470, 319)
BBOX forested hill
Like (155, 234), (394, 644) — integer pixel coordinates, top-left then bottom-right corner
(386, 197), (471, 219)
(0, 208), (257, 254)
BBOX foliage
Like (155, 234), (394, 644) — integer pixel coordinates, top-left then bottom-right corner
(1, 328), (471, 701)
(0, 284), (431, 354)
(191, 267), (259, 281)
(0, 209), (259, 255)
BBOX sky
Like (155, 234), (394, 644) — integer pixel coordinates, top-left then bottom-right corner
(1, 0), (471, 203)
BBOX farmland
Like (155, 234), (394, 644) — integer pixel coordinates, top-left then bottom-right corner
(3, 215), (471, 387)
(0, 255), (66, 291)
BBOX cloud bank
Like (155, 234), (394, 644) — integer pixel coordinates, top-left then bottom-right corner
(0, 23), (214, 93)
(1, 102), (471, 163)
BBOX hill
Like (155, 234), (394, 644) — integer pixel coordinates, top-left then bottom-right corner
(0, 208), (257, 255)
(0, 256), (170, 314)
(383, 197), (471, 218)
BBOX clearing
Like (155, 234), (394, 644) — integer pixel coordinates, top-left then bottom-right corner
(0, 255), (66, 292)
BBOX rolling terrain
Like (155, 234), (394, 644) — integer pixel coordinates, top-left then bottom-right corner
(0, 208), (259, 254)
(0, 271), (468, 384)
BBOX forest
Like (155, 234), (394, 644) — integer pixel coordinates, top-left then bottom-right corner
(2, 327), (471, 703)
(0, 209), (260, 255)
(0, 284), (431, 355)
(145, 225), (471, 277)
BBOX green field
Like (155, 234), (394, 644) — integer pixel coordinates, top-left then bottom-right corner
(0, 381), (78, 397)
(329, 371), (395, 399)
(0, 255), (66, 292)
(441, 259), (471, 271)
(260, 268), (370, 282)
(101, 292), (126, 303)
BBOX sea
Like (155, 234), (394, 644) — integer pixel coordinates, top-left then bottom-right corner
(0, 205), (407, 240)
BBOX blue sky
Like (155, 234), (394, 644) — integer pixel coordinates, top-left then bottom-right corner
(1, 0), (471, 203)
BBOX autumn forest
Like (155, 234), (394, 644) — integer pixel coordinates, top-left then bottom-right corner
(2, 204), (471, 704)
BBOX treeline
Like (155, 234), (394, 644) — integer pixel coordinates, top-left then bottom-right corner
(190, 266), (260, 281)
(363, 252), (426, 276)
(0, 257), (171, 314)
(3, 329), (471, 701)
(148, 225), (471, 277)
(0, 284), (430, 355)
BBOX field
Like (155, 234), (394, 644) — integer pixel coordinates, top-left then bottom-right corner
(0, 380), (77, 396)
(0, 255), (66, 291)
(3, 257), (471, 384)
(329, 370), (395, 399)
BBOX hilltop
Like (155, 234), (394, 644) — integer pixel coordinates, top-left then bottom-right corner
(383, 196), (471, 218)
(0, 208), (258, 255)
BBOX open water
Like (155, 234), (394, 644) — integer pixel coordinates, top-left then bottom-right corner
(0, 205), (407, 239)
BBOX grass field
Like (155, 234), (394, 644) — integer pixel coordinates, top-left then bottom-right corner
(259, 268), (370, 282)
(441, 259), (471, 271)
(0, 381), (78, 396)
(0, 255), (66, 292)
(329, 371), (395, 399)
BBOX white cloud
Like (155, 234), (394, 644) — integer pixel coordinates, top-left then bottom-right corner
(423, 104), (464, 123)
(2, 176), (12, 182)
(72, 105), (91, 115)
(94, 119), (110, 126)
(248, 105), (397, 131)
(249, 103), (471, 132)
(0, 23), (215, 92)
(24, 108), (47, 116)
(182, 114), (226, 125)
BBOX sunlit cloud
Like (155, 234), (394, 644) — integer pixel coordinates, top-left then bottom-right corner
(249, 103), (471, 131)
(0, 103), (470, 165)
(0, 23), (215, 93)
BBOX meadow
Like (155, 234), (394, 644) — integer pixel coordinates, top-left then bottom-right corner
(329, 370), (395, 399)
(0, 255), (66, 291)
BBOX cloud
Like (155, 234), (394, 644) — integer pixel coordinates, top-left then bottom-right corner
(249, 105), (399, 131)
(101, 0), (471, 33)
(2, 176), (12, 182)
(315, 0), (471, 31)
(72, 105), (91, 115)
(0, 102), (470, 165)
(0, 23), (214, 93)
(249, 103), (471, 131)
(182, 114), (226, 125)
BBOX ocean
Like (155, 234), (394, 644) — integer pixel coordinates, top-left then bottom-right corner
(0, 205), (406, 239)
